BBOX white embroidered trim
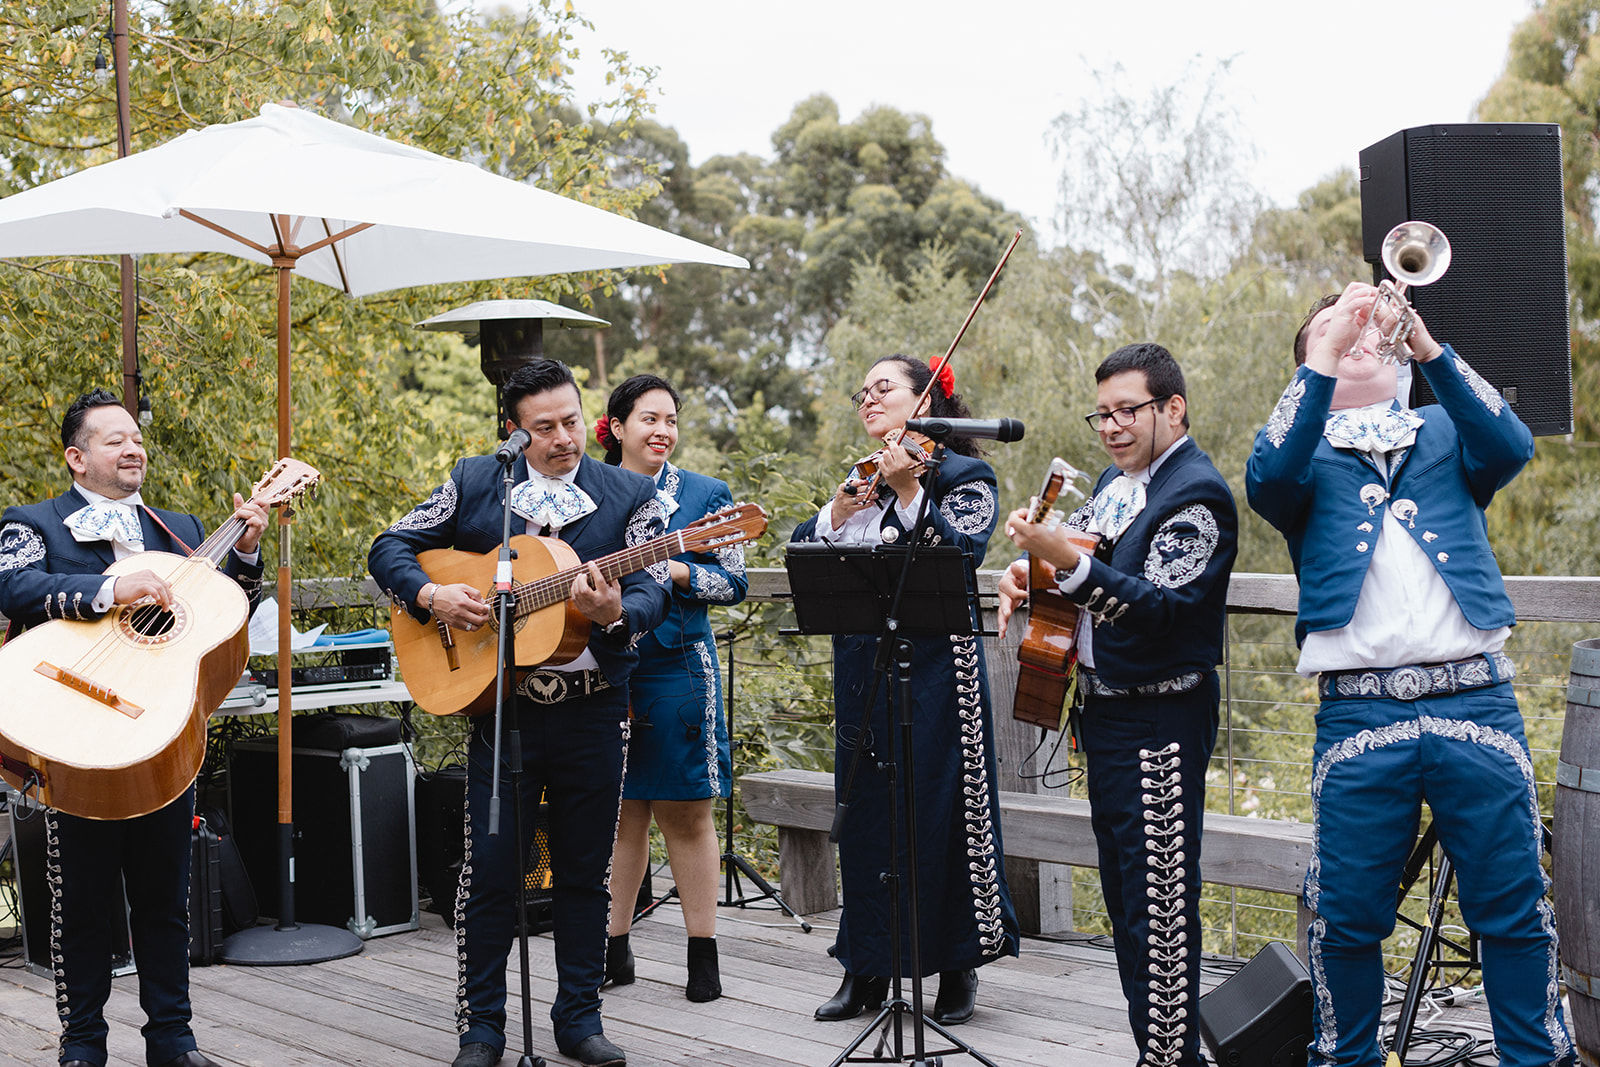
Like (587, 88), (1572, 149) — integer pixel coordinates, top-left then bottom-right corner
(43, 810), (69, 1055)
(389, 478), (459, 533)
(1140, 740), (1192, 1067)
(626, 497), (671, 584)
(1266, 377), (1307, 448)
(0, 522), (46, 574)
(1145, 504), (1220, 589)
(695, 638), (721, 794)
(454, 777), (475, 1036)
(1455, 355), (1505, 416)
(940, 481), (996, 537)
(951, 634), (1008, 958)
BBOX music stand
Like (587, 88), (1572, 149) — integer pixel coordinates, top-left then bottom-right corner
(785, 539), (998, 1067)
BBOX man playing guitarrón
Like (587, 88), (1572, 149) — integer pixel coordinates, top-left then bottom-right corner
(0, 388), (266, 1067)
(369, 359), (669, 1067)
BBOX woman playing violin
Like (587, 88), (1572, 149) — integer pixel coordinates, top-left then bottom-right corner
(790, 353), (1020, 1026)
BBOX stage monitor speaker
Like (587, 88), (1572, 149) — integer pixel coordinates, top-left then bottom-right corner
(1359, 122), (1572, 436)
(1199, 941), (1312, 1067)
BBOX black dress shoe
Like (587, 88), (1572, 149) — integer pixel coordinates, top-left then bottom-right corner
(814, 972), (889, 1021)
(931, 968), (978, 1025)
(158, 1053), (222, 1067)
(60, 1061), (94, 1067)
(451, 1042), (502, 1067)
(562, 1032), (626, 1067)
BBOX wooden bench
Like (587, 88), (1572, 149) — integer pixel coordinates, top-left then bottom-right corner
(740, 767), (1317, 958)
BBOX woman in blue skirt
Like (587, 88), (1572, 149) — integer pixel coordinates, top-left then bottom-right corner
(600, 373), (747, 1002)
(790, 353), (1020, 1026)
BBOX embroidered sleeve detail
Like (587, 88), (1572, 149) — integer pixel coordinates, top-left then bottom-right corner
(1144, 504), (1220, 589)
(690, 545), (744, 604)
(627, 497), (671, 584)
(0, 523), (46, 574)
(386, 478), (459, 533)
(1064, 500), (1094, 532)
(939, 481), (996, 536)
(1265, 377), (1308, 448)
(1455, 355), (1506, 416)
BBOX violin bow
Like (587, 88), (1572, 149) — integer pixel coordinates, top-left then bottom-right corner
(915, 227), (1024, 413)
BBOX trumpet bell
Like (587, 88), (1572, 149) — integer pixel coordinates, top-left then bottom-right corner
(1381, 221), (1451, 288)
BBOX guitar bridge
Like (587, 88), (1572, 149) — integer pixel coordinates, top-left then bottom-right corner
(34, 661), (144, 719)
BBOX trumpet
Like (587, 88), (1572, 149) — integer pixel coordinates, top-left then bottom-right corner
(1359, 220), (1452, 365)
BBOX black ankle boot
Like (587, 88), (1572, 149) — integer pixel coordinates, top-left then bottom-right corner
(931, 968), (977, 1025)
(604, 933), (635, 987)
(814, 972), (889, 1021)
(685, 936), (722, 1002)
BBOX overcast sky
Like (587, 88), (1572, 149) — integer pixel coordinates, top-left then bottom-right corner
(568, 0), (1537, 244)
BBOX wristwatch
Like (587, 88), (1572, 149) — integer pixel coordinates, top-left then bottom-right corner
(601, 609), (629, 636)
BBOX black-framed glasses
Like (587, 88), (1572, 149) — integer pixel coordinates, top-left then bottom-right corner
(1083, 395), (1170, 431)
(850, 378), (908, 409)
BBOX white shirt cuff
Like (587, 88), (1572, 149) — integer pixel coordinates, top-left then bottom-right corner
(892, 487), (925, 527)
(92, 576), (118, 613)
(813, 502), (840, 540)
(233, 548), (260, 566)
(1054, 552), (1094, 594)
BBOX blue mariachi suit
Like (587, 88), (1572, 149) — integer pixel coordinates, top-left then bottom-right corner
(1246, 350), (1575, 1067)
(791, 452), (1020, 978)
(368, 452), (669, 1057)
(624, 462), (747, 802)
(0, 486), (263, 1067)
(1058, 438), (1237, 1067)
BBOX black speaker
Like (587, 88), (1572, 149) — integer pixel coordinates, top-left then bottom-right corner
(1359, 123), (1572, 436)
(1199, 941), (1312, 1067)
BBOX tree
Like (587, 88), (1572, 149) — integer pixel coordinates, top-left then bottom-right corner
(0, 0), (665, 574)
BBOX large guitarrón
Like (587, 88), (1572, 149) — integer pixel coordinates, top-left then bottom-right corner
(0, 459), (320, 819)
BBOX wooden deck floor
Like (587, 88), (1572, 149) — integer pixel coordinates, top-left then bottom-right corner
(0, 899), (1505, 1066)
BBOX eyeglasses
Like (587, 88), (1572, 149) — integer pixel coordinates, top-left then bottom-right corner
(1083, 395), (1170, 431)
(850, 378), (908, 409)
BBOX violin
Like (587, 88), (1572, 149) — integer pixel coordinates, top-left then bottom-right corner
(850, 427), (934, 494)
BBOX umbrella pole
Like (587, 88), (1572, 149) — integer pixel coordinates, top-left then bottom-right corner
(218, 260), (362, 965)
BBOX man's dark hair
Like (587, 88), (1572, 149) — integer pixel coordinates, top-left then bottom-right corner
(1293, 294), (1340, 366)
(61, 388), (125, 451)
(502, 359), (580, 420)
(1094, 343), (1190, 428)
(603, 374), (682, 466)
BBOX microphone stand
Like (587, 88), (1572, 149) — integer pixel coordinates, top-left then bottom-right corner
(829, 438), (998, 1067)
(489, 451), (545, 1067)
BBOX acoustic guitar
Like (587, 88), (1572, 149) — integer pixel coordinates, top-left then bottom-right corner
(0, 459), (322, 819)
(1014, 459), (1097, 731)
(393, 502), (768, 717)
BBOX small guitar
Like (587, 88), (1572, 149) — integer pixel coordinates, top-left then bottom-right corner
(0, 459), (322, 819)
(393, 503), (768, 717)
(1014, 458), (1096, 731)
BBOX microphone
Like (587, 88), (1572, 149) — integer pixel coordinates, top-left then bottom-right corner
(904, 416), (1025, 443)
(494, 427), (532, 465)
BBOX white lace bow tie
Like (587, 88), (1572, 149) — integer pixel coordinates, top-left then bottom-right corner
(1088, 474), (1146, 543)
(655, 487), (679, 517)
(1324, 406), (1423, 454)
(510, 474), (596, 532)
(63, 499), (144, 550)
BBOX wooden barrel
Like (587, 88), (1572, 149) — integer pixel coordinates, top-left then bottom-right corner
(1559, 638), (1600, 1065)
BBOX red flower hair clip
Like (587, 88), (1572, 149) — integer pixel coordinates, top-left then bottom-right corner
(594, 415), (616, 449)
(928, 357), (955, 398)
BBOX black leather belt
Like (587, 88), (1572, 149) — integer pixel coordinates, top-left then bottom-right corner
(1317, 651), (1514, 701)
(516, 667), (611, 704)
(1080, 668), (1206, 699)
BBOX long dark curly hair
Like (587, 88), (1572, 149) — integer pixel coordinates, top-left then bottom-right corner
(867, 353), (985, 458)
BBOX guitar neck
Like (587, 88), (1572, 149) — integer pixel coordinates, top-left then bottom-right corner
(514, 531), (685, 613)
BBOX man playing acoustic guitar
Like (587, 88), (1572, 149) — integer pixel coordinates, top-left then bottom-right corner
(997, 344), (1236, 1067)
(369, 359), (669, 1067)
(0, 388), (266, 1067)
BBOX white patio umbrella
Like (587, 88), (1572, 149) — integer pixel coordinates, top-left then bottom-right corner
(0, 102), (748, 963)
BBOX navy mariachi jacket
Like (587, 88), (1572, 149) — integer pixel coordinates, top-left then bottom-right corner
(1064, 439), (1238, 691)
(650, 462), (748, 651)
(1245, 347), (1531, 648)
(0, 486), (264, 632)
(790, 450), (998, 563)
(368, 452), (671, 688)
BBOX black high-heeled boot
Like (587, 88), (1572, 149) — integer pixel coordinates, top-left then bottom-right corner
(604, 933), (635, 987)
(931, 968), (977, 1025)
(814, 972), (889, 1021)
(685, 936), (722, 1002)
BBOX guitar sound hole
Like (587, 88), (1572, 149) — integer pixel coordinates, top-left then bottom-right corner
(126, 605), (177, 638)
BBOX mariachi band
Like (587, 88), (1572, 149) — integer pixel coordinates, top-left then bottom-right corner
(0, 237), (1579, 1067)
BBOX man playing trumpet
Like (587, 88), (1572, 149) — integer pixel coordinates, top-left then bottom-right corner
(1246, 283), (1575, 1067)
